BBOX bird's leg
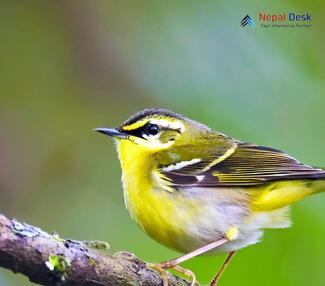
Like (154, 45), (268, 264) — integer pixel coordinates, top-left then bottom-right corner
(147, 238), (229, 286)
(209, 251), (236, 286)
(161, 238), (228, 268)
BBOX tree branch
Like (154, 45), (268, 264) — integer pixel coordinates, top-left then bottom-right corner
(0, 214), (196, 286)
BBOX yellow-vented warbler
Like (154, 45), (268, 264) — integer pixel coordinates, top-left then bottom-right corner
(94, 108), (325, 286)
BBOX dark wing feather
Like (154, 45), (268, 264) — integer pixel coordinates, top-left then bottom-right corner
(161, 143), (325, 188)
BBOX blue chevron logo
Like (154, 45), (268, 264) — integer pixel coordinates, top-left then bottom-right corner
(241, 15), (255, 27)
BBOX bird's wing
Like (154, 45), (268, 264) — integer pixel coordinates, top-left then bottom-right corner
(160, 143), (325, 187)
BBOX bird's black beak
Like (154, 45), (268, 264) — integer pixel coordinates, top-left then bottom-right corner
(93, 128), (128, 139)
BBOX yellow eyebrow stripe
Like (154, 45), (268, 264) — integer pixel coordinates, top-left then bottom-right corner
(122, 119), (150, 131)
(122, 117), (185, 132)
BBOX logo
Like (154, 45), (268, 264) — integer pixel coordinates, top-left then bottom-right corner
(240, 12), (312, 29)
(241, 15), (255, 27)
(259, 12), (312, 28)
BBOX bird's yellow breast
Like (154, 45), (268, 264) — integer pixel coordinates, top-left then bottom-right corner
(117, 140), (207, 251)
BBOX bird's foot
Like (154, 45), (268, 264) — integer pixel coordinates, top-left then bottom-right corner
(171, 264), (197, 286)
(147, 262), (197, 286)
(147, 263), (169, 286)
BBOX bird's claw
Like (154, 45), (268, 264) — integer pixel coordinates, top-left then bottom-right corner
(147, 262), (197, 286)
(147, 263), (169, 286)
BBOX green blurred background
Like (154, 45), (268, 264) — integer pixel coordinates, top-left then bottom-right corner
(0, 1), (324, 285)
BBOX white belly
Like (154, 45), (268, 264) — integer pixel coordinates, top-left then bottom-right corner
(175, 187), (291, 254)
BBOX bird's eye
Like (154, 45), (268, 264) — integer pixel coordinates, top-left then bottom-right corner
(146, 124), (159, 136)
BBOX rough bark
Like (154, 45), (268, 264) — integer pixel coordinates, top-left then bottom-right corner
(0, 214), (195, 286)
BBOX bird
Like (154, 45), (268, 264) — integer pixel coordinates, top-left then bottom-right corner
(94, 108), (325, 286)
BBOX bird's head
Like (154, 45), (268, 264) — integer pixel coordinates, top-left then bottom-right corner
(94, 108), (234, 167)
